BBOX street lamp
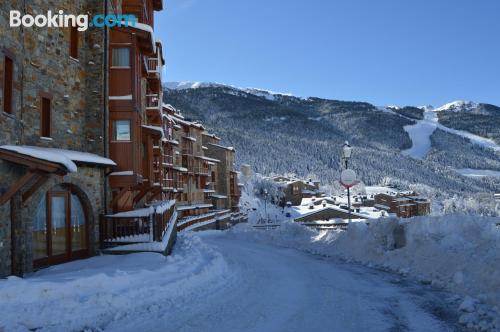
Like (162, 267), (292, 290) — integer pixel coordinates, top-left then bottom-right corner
(340, 141), (355, 223)
(263, 189), (268, 221)
(342, 141), (352, 169)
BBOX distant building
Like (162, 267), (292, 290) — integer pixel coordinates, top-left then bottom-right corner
(272, 176), (324, 206)
(374, 192), (431, 218)
(203, 133), (241, 212)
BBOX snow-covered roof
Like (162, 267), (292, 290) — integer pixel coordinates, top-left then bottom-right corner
(142, 125), (164, 136)
(207, 143), (235, 151)
(130, 22), (156, 53)
(0, 145), (116, 173)
(196, 155), (220, 163)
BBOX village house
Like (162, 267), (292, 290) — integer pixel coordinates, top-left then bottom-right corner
(272, 176), (324, 206)
(374, 191), (431, 218)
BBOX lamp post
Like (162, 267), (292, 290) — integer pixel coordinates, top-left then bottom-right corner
(263, 189), (268, 222)
(342, 141), (352, 169)
(341, 141), (354, 223)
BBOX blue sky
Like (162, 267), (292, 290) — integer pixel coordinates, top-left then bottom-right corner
(155, 0), (500, 107)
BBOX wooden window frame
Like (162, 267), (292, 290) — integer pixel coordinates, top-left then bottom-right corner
(3, 55), (14, 114)
(112, 119), (132, 142)
(40, 92), (52, 138)
(111, 47), (131, 69)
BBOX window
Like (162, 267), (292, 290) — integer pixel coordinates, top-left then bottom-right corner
(112, 48), (130, 67)
(41, 97), (51, 137)
(3, 56), (13, 113)
(113, 120), (131, 141)
(69, 26), (79, 59)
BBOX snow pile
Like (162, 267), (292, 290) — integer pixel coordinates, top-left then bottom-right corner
(0, 233), (229, 332)
(230, 215), (500, 330)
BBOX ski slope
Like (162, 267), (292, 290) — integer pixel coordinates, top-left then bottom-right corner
(402, 110), (500, 159)
(0, 230), (463, 332)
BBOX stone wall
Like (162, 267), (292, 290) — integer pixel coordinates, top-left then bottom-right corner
(5, 165), (105, 277)
(0, 0), (109, 277)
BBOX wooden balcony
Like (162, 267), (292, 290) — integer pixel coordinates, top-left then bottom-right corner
(100, 201), (176, 251)
(146, 94), (161, 111)
(163, 154), (174, 167)
(147, 57), (160, 76)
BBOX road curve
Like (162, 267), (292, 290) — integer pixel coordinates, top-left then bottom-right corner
(110, 230), (463, 332)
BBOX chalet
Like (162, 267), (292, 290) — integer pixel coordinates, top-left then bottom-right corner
(272, 176), (324, 206)
(374, 192), (431, 218)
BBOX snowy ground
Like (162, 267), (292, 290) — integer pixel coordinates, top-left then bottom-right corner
(3, 219), (498, 332)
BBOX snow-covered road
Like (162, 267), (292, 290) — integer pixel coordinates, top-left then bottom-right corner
(0, 229), (464, 332)
(113, 231), (462, 332)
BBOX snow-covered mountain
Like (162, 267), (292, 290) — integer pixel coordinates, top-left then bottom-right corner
(163, 82), (500, 200)
(164, 81), (294, 101)
(434, 100), (479, 113)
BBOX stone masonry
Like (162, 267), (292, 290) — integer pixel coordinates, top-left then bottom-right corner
(0, 0), (108, 277)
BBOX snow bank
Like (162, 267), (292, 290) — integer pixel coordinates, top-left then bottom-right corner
(0, 233), (228, 332)
(230, 215), (500, 329)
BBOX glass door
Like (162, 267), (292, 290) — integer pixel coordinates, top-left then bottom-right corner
(33, 189), (89, 268)
(48, 192), (69, 260)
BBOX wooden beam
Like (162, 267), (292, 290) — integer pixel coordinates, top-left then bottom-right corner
(22, 173), (49, 203)
(0, 149), (67, 175)
(133, 186), (151, 205)
(111, 187), (129, 208)
(0, 171), (36, 205)
(148, 187), (162, 202)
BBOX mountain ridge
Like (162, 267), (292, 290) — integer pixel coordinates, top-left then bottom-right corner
(163, 82), (500, 202)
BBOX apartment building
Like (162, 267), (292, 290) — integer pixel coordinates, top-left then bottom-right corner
(0, 0), (243, 277)
(0, 0), (113, 276)
(203, 134), (241, 212)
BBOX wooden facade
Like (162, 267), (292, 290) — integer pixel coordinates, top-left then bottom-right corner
(374, 192), (431, 218)
(108, 0), (167, 212)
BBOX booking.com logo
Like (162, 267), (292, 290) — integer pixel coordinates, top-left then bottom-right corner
(9, 10), (137, 32)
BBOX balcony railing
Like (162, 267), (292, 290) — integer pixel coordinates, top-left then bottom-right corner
(163, 155), (174, 166)
(146, 94), (160, 110)
(194, 166), (210, 175)
(99, 201), (176, 248)
(147, 57), (160, 75)
(163, 178), (174, 189)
